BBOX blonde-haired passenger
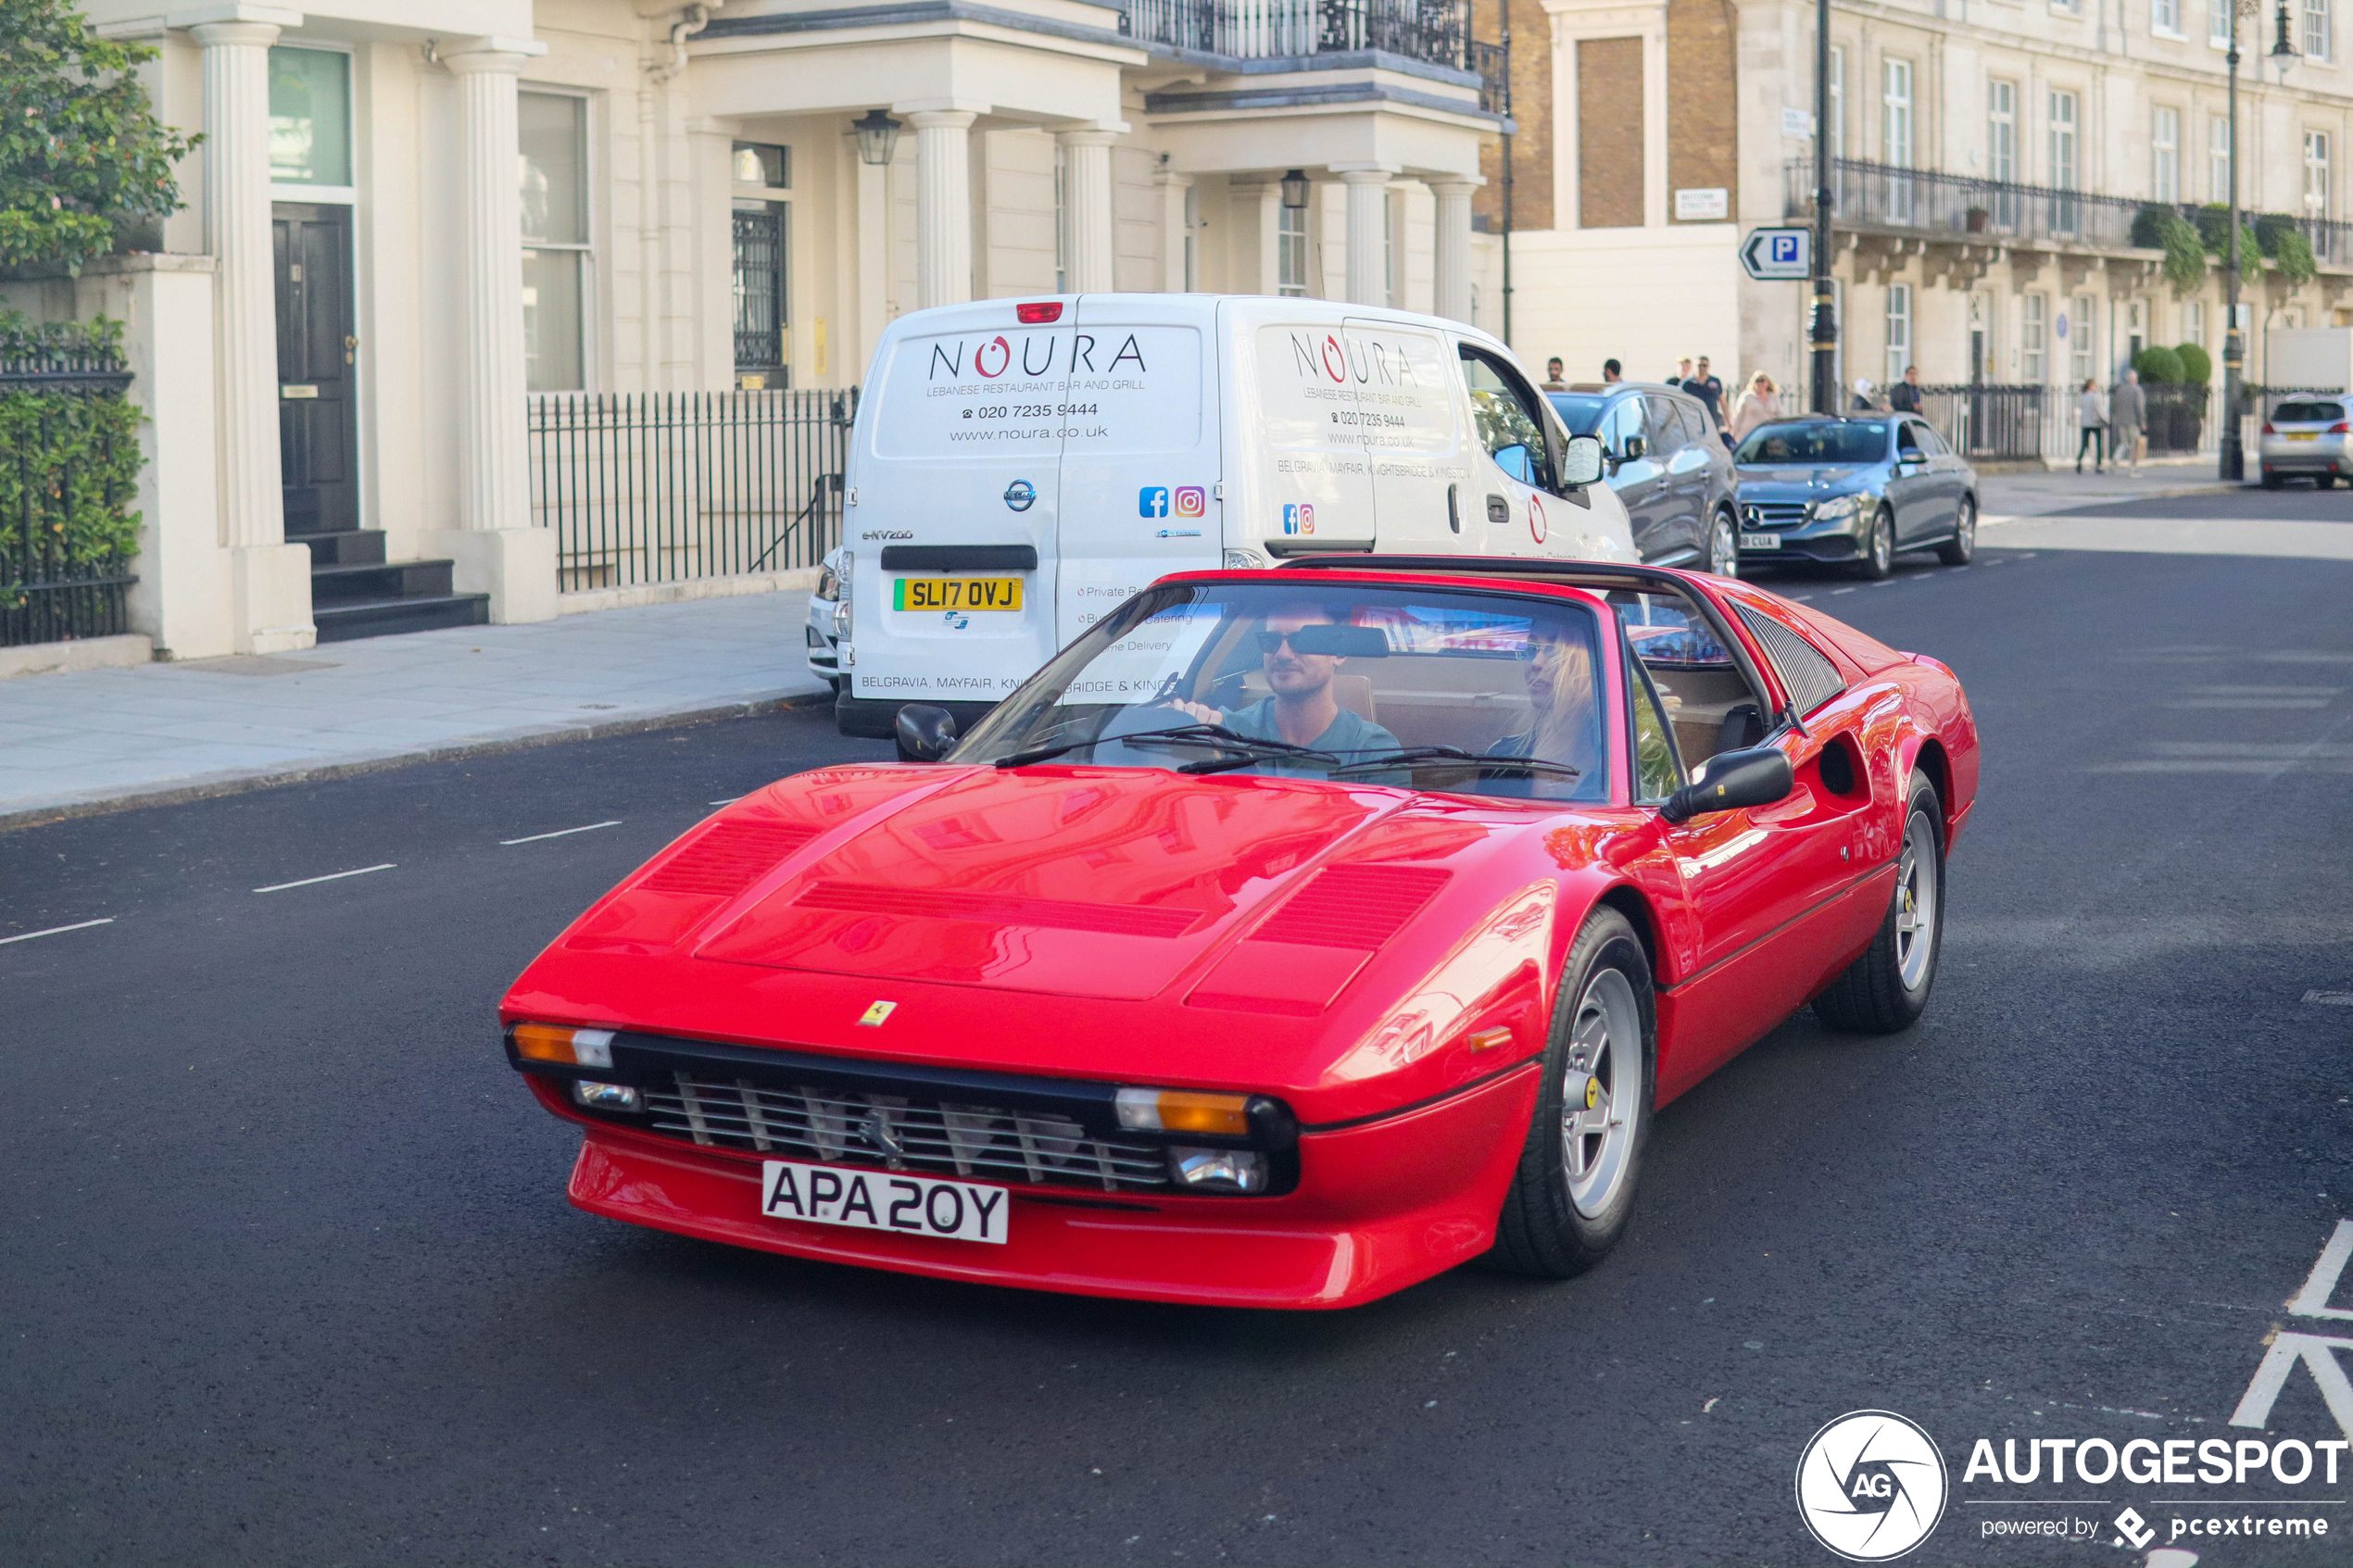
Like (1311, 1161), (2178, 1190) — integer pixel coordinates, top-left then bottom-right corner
(1491, 622), (1605, 793)
(1730, 372), (1780, 444)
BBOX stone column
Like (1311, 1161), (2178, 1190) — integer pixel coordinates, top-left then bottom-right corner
(185, 7), (314, 652)
(1339, 168), (1392, 306)
(1228, 181), (1280, 296)
(1057, 129), (1119, 293)
(911, 110), (978, 307)
(1429, 179), (1478, 324)
(851, 132), (892, 374)
(427, 37), (556, 622)
(1155, 168), (1193, 293)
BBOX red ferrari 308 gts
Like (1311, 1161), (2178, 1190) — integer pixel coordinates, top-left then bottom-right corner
(501, 559), (1977, 1309)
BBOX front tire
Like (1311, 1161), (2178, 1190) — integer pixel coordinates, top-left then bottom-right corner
(1814, 771), (1945, 1034)
(1935, 495), (1977, 566)
(1491, 909), (1655, 1278)
(1854, 508), (1895, 579)
(1706, 510), (1740, 578)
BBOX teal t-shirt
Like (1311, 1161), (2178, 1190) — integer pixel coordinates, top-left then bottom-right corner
(1214, 697), (1400, 774)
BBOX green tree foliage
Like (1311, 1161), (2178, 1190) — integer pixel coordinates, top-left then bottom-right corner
(2193, 204), (2264, 270)
(2151, 211), (2208, 295)
(2175, 342), (2213, 384)
(0, 0), (195, 270)
(2133, 346), (2186, 384)
(2255, 214), (2318, 284)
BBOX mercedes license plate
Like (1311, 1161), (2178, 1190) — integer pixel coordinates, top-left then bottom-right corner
(1739, 532), (1781, 550)
(760, 1159), (1009, 1244)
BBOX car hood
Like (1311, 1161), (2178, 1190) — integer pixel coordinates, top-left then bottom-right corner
(1733, 465), (1866, 492)
(675, 765), (1418, 1000)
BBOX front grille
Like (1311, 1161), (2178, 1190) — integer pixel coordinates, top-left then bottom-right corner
(1743, 502), (1809, 530)
(642, 1072), (1172, 1191)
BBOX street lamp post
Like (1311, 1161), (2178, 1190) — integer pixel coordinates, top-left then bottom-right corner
(2225, 2), (2300, 481)
(1809, 0), (1836, 414)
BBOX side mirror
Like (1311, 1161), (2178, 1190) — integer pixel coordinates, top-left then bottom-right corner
(1658, 745), (1793, 824)
(1622, 433), (1647, 462)
(1557, 433), (1605, 487)
(895, 703), (959, 762)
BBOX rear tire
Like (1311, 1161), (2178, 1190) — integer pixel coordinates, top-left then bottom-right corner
(1706, 511), (1740, 578)
(1491, 909), (1655, 1278)
(2262, 470), (2284, 490)
(1934, 496), (1976, 566)
(1814, 771), (1945, 1034)
(2321, 473), (2338, 490)
(1853, 508), (1895, 579)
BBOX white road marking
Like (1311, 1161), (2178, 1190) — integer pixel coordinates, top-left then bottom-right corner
(500, 821), (623, 846)
(1831, 586), (1857, 596)
(2288, 1222), (2353, 1319)
(253, 863), (396, 894)
(2169, 698), (2332, 709)
(0, 918), (115, 947)
(2229, 1330), (2353, 1437)
(708, 797), (742, 806)
(2306, 990), (2353, 1006)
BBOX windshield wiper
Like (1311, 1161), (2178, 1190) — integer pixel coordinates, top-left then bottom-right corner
(991, 723), (1337, 771)
(1326, 745), (1583, 780)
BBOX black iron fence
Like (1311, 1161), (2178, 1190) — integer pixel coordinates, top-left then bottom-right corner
(1124, 0), (1476, 69)
(1783, 157), (2353, 262)
(1, 349), (140, 648)
(527, 388), (856, 592)
(1907, 385), (2047, 461)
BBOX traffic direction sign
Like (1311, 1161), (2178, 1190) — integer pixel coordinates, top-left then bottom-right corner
(1742, 227), (1811, 281)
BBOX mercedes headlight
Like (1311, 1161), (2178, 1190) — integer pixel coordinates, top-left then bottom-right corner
(1810, 494), (1861, 523)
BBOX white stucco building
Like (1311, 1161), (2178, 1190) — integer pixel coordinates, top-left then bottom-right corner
(13, 0), (1509, 659)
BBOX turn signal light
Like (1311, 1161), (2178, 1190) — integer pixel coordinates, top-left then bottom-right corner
(1114, 1086), (1252, 1135)
(512, 1022), (616, 1069)
(1016, 301), (1063, 323)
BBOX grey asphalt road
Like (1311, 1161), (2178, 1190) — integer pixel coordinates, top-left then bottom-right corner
(2047, 484), (2352, 521)
(5, 542), (2352, 1567)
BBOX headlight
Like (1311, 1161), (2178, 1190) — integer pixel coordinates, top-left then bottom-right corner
(814, 563), (840, 601)
(1168, 1147), (1269, 1193)
(1810, 494), (1860, 523)
(572, 1081), (641, 1111)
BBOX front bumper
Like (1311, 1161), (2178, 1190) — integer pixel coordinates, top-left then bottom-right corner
(535, 1065), (1538, 1310)
(1737, 500), (1869, 562)
(805, 602), (841, 681)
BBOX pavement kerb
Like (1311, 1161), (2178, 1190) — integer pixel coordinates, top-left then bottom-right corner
(0, 687), (837, 836)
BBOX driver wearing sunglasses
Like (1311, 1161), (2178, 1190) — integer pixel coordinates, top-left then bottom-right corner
(1168, 603), (1400, 764)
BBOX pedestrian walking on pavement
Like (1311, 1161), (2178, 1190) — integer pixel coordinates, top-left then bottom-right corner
(1602, 358), (1623, 383)
(2109, 369), (2146, 475)
(1851, 377), (1886, 412)
(1686, 357), (1727, 429)
(2075, 378), (2108, 471)
(1667, 357), (1693, 389)
(1888, 366), (1924, 415)
(1730, 372), (1780, 444)
(1542, 358), (1568, 391)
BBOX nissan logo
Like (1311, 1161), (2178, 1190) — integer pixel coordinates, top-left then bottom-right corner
(1003, 480), (1037, 512)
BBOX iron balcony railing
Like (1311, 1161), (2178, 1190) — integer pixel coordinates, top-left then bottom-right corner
(1784, 157), (2353, 262)
(528, 389), (855, 593)
(1124, 0), (1478, 70)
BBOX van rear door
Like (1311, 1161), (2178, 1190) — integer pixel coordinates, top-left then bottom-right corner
(851, 307), (1069, 706)
(1055, 299), (1221, 641)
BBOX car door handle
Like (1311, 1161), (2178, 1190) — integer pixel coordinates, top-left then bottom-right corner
(1487, 494), (1510, 525)
(1448, 482), (1461, 534)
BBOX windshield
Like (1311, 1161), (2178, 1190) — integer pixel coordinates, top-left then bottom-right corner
(1734, 421), (1889, 465)
(953, 581), (1611, 801)
(1546, 393), (1609, 435)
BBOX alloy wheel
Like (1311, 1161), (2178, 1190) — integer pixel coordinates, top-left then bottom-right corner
(1708, 514), (1739, 578)
(1894, 806), (1940, 990)
(1871, 512), (1894, 574)
(1561, 966), (1641, 1217)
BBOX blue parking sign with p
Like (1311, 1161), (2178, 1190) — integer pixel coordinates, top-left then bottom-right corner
(1139, 487), (1170, 518)
(1771, 234), (1801, 265)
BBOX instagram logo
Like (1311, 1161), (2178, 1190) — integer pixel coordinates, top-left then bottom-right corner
(1174, 486), (1207, 517)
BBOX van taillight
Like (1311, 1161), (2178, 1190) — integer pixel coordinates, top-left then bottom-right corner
(1017, 302), (1063, 324)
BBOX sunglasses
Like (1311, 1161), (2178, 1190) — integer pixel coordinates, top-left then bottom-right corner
(1254, 629), (1330, 655)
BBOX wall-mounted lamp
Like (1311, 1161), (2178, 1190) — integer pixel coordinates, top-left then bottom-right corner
(852, 109), (904, 167)
(1279, 169), (1310, 210)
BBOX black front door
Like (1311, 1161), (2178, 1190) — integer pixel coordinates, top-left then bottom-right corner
(273, 202), (358, 536)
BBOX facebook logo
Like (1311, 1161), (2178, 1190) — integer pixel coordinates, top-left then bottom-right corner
(1771, 234), (1801, 265)
(1139, 486), (1170, 518)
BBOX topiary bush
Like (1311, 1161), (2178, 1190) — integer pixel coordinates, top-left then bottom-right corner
(2175, 342), (2213, 384)
(2133, 346), (2186, 384)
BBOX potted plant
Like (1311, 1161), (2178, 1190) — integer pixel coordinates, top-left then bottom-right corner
(1965, 206), (1990, 232)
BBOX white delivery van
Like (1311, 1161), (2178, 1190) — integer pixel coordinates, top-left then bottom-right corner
(830, 294), (1630, 739)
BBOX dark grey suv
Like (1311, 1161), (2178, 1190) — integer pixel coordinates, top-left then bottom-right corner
(1546, 383), (1742, 575)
